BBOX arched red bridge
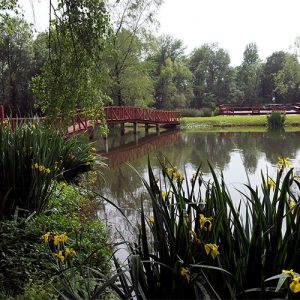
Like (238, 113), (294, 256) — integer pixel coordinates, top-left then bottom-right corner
(66, 106), (181, 138)
(0, 105), (181, 137)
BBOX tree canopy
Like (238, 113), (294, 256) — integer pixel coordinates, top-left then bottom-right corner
(1, 0), (300, 118)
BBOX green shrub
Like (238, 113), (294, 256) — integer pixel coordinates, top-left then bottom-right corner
(178, 108), (203, 117)
(267, 111), (286, 129)
(178, 108), (213, 117)
(202, 107), (212, 117)
(0, 183), (111, 298)
(212, 106), (220, 116)
(0, 123), (99, 218)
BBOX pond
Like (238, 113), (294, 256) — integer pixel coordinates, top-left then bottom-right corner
(90, 128), (300, 257)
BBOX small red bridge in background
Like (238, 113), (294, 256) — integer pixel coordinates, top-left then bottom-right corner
(0, 105), (181, 138)
(219, 103), (300, 115)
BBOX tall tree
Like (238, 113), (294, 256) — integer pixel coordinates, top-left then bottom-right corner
(236, 43), (262, 104)
(102, 29), (154, 107)
(274, 53), (300, 103)
(104, 0), (162, 106)
(261, 51), (286, 101)
(189, 43), (233, 108)
(31, 0), (111, 123)
(0, 16), (35, 114)
(148, 35), (193, 109)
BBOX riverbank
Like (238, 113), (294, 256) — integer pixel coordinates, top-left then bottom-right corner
(181, 115), (300, 128)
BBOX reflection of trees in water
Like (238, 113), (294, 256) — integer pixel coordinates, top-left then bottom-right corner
(258, 131), (300, 165)
(96, 131), (300, 210)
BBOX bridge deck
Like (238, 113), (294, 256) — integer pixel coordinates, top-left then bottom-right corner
(0, 105), (181, 138)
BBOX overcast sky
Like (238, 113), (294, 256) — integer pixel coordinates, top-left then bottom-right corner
(20, 0), (300, 66)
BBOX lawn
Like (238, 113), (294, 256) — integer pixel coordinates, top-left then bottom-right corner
(181, 114), (300, 127)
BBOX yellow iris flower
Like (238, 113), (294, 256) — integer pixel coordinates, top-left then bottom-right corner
(65, 247), (76, 257)
(204, 243), (220, 259)
(41, 232), (51, 243)
(289, 200), (296, 212)
(149, 217), (155, 225)
(54, 251), (65, 263)
(53, 233), (69, 245)
(180, 267), (191, 283)
(267, 177), (276, 190)
(282, 269), (295, 276)
(199, 214), (213, 231)
(290, 276), (300, 293)
(277, 157), (291, 170)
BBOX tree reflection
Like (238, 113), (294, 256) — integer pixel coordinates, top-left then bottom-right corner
(95, 130), (300, 211)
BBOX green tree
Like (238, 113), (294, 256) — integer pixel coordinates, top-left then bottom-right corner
(274, 53), (300, 102)
(148, 35), (193, 109)
(104, 0), (162, 106)
(189, 43), (233, 108)
(0, 15), (35, 114)
(228, 68), (244, 104)
(31, 0), (110, 124)
(236, 43), (262, 104)
(154, 57), (193, 109)
(261, 51), (286, 102)
(103, 29), (154, 107)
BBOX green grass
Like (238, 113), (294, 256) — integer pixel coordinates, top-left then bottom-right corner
(182, 115), (300, 128)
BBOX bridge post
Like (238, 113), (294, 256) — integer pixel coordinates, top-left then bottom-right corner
(133, 122), (137, 134)
(156, 124), (160, 135)
(145, 123), (149, 134)
(104, 136), (109, 153)
(0, 105), (4, 122)
(120, 123), (125, 136)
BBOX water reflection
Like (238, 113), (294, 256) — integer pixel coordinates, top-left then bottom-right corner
(95, 130), (300, 247)
(100, 130), (181, 168)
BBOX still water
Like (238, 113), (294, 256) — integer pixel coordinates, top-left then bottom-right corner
(92, 129), (300, 252)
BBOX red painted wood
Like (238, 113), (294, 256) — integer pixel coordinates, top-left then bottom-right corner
(65, 106), (181, 137)
(0, 106), (181, 137)
(219, 104), (300, 115)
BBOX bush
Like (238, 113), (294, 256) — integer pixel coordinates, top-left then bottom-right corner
(178, 108), (203, 117)
(0, 183), (111, 298)
(0, 123), (99, 218)
(202, 107), (212, 117)
(178, 107), (213, 117)
(267, 111), (286, 129)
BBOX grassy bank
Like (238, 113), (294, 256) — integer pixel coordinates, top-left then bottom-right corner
(182, 115), (300, 128)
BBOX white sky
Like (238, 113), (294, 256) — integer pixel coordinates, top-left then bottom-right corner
(20, 0), (300, 66)
(157, 0), (300, 65)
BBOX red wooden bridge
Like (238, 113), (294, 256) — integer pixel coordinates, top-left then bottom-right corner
(219, 103), (300, 115)
(0, 105), (181, 138)
(65, 106), (181, 138)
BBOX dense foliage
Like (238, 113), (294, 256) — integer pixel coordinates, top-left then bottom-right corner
(267, 112), (286, 129)
(1, 2), (300, 116)
(0, 183), (111, 298)
(0, 122), (98, 218)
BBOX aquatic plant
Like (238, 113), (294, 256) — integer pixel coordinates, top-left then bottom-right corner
(0, 122), (100, 218)
(109, 157), (300, 299)
(267, 111), (286, 129)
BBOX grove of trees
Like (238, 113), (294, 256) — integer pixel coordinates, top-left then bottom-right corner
(1, 0), (300, 117)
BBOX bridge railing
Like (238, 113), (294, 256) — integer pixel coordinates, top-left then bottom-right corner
(104, 106), (181, 124)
